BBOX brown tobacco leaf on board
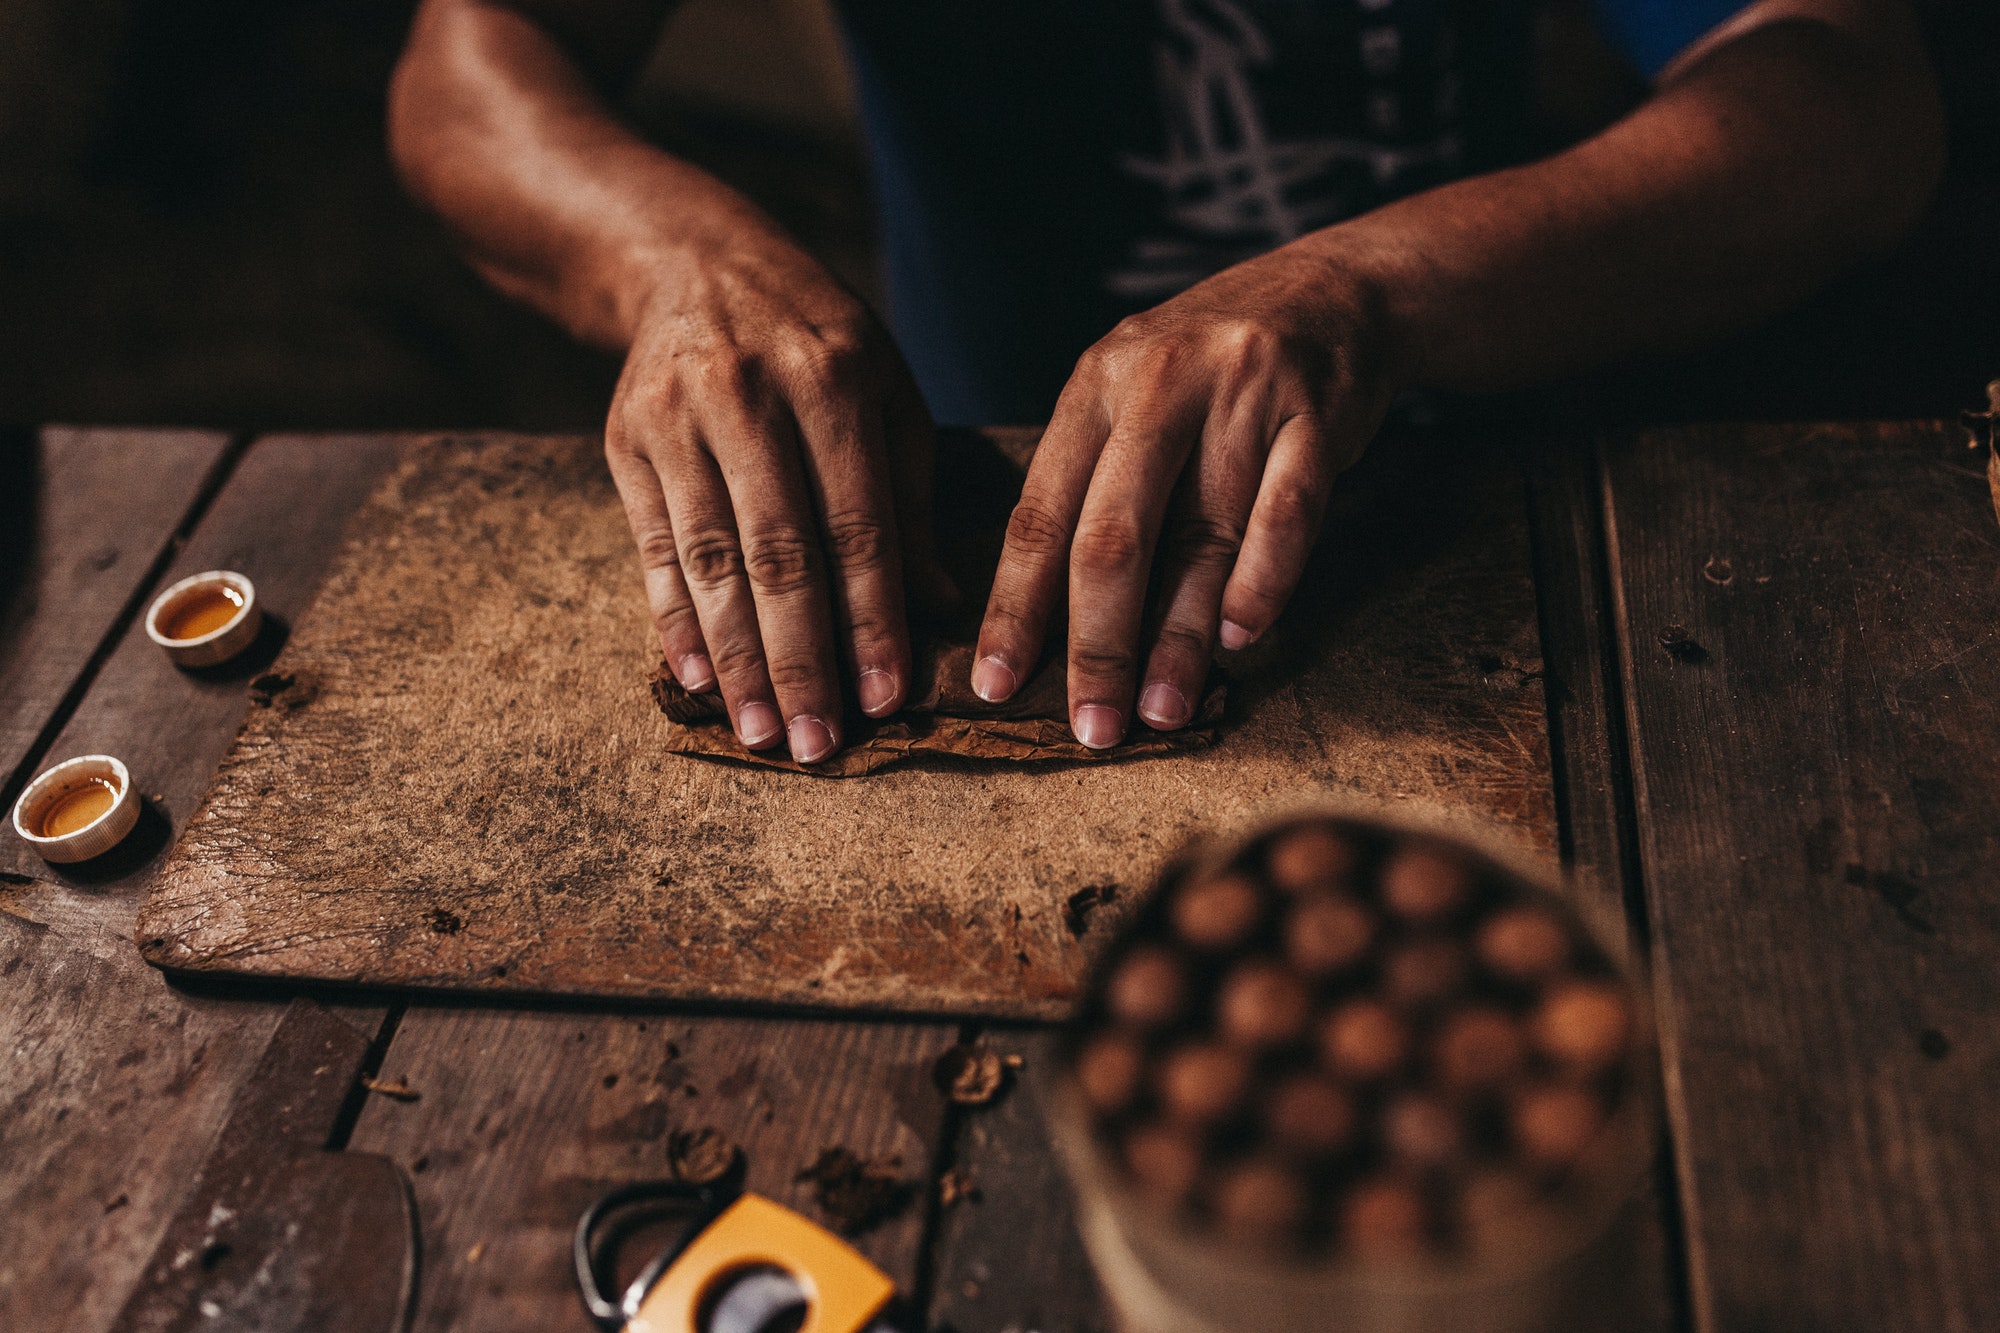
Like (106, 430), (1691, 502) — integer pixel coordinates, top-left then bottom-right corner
(666, 1126), (741, 1185)
(795, 1147), (914, 1235)
(648, 640), (1226, 777)
(932, 1043), (1012, 1106)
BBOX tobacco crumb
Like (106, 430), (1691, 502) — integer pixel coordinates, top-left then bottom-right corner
(104, 1193), (129, 1214)
(933, 1043), (1010, 1106)
(667, 1127), (741, 1185)
(1919, 1029), (1950, 1060)
(426, 908), (463, 935)
(1063, 883), (1121, 936)
(465, 1242), (486, 1265)
(248, 669), (320, 712)
(938, 1168), (981, 1207)
(602, 1073), (619, 1089)
(795, 1147), (914, 1234)
(361, 1075), (420, 1102)
(1657, 626), (1707, 664)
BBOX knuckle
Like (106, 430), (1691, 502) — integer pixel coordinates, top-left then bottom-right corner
(679, 530), (745, 587)
(1069, 642), (1138, 680)
(1004, 499), (1071, 558)
(654, 599), (703, 643)
(823, 509), (896, 570)
(686, 347), (754, 402)
(634, 525), (684, 571)
(709, 636), (767, 681)
(764, 654), (823, 693)
(1151, 621), (1210, 663)
(1166, 513), (1243, 568)
(1261, 472), (1326, 532)
(788, 333), (871, 392)
(1071, 519), (1146, 577)
(742, 527), (820, 596)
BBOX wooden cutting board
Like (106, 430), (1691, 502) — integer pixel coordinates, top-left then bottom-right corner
(138, 428), (1556, 1018)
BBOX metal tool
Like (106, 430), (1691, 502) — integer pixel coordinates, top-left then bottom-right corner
(574, 1181), (899, 1333)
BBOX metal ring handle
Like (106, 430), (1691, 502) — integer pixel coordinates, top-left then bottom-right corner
(573, 1179), (737, 1331)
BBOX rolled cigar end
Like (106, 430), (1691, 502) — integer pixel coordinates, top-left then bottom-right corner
(1214, 1157), (1311, 1248)
(1217, 958), (1313, 1048)
(1475, 905), (1571, 984)
(1157, 1040), (1253, 1128)
(1383, 937), (1470, 1009)
(1078, 1032), (1146, 1116)
(1511, 1084), (1608, 1170)
(1342, 1175), (1430, 1261)
(1382, 1093), (1464, 1169)
(1380, 844), (1476, 925)
(1320, 1000), (1411, 1083)
(1125, 1121), (1204, 1208)
(1432, 1005), (1527, 1093)
(1265, 1074), (1357, 1158)
(1532, 980), (1632, 1073)
(1105, 944), (1188, 1029)
(1171, 872), (1266, 951)
(1284, 891), (1375, 977)
(1264, 822), (1360, 894)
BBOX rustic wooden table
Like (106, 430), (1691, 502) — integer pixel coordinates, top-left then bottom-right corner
(3, 421), (1996, 1333)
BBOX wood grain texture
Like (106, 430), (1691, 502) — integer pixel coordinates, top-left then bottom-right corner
(0, 426), (230, 793)
(140, 429), (1558, 1017)
(0, 435), (401, 1333)
(345, 1008), (957, 1332)
(1604, 421), (2000, 1333)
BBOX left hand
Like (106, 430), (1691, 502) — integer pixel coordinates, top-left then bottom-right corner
(970, 242), (1412, 747)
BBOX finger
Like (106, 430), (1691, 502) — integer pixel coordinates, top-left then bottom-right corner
(656, 436), (787, 751)
(883, 368), (959, 617)
(972, 375), (1113, 704)
(699, 390), (846, 764)
(1065, 412), (1203, 748)
(788, 362), (912, 720)
(605, 440), (714, 692)
(1217, 413), (1336, 647)
(1134, 415), (1266, 730)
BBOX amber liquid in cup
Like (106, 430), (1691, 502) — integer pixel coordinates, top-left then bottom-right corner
(162, 585), (245, 641)
(38, 777), (120, 837)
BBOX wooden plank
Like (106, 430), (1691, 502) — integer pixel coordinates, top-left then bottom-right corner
(140, 428), (1559, 1018)
(0, 426), (231, 793)
(1604, 420), (2000, 1333)
(345, 1008), (957, 1330)
(0, 434), (403, 1333)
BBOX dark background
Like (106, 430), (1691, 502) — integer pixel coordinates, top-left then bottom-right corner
(0, 0), (1994, 435)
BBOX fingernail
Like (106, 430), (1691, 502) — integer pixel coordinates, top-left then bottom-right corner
(857, 668), (898, 717)
(788, 714), (838, 764)
(971, 654), (1018, 703)
(738, 701), (783, 749)
(1072, 704), (1124, 750)
(1137, 682), (1190, 729)
(1219, 619), (1256, 651)
(678, 653), (715, 693)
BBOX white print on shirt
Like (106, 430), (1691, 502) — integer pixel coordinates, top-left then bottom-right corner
(1108, 0), (1460, 300)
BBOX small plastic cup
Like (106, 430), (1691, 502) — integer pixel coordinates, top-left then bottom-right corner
(11, 754), (141, 863)
(145, 570), (261, 667)
(1046, 800), (1658, 1333)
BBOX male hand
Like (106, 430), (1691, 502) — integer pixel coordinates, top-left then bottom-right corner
(971, 245), (1410, 747)
(605, 236), (950, 764)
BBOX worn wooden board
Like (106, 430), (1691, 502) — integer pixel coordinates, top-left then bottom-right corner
(0, 427), (231, 795)
(140, 427), (1557, 1017)
(1604, 421), (2000, 1333)
(0, 435), (400, 1333)
(345, 1007), (957, 1331)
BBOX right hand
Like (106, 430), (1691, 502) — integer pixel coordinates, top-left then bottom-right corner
(605, 235), (950, 765)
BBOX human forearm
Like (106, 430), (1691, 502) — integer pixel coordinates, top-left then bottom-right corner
(387, 0), (795, 350)
(1327, 5), (1945, 393)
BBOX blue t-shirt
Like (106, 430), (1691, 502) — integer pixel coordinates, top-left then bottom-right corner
(838, 1), (1747, 425)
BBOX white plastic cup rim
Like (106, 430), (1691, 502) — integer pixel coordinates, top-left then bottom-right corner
(144, 570), (261, 666)
(10, 754), (141, 863)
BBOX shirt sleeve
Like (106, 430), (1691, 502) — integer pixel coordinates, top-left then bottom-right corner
(1592, 0), (1753, 78)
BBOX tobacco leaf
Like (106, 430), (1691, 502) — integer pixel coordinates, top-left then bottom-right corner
(794, 1147), (913, 1235)
(649, 642), (1225, 777)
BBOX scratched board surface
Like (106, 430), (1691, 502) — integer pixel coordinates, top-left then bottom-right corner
(139, 429), (1555, 1018)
